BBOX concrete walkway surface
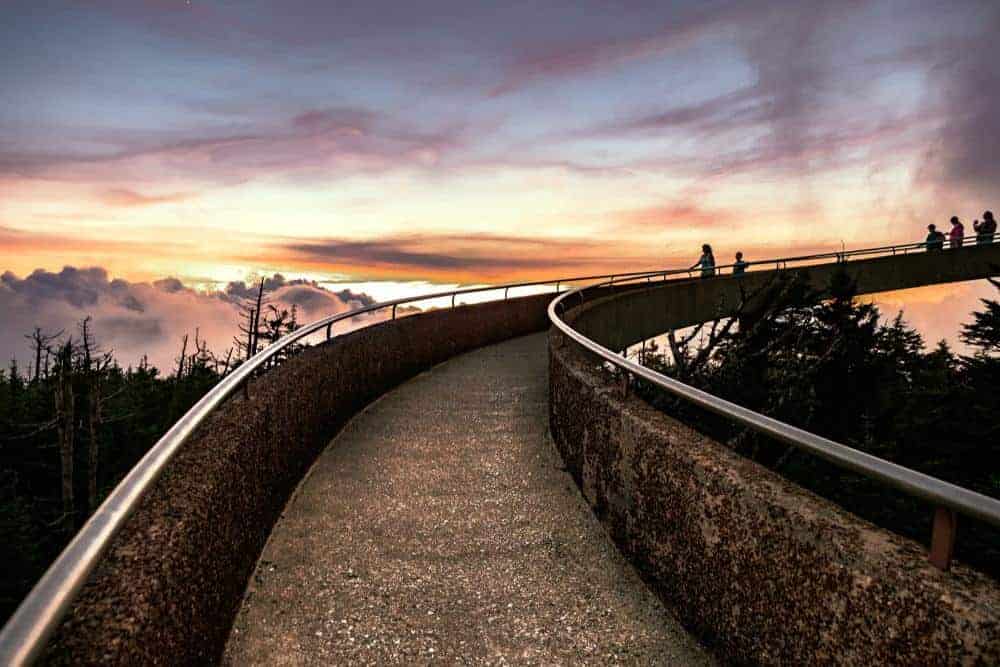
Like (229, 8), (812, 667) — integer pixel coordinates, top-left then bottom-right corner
(224, 333), (711, 665)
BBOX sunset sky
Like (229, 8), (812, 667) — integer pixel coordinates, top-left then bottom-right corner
(2, 0), (998, 367)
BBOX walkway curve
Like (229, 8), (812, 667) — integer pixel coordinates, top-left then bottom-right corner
(223, 334), (712, 665)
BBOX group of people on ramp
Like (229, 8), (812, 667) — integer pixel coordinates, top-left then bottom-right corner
(926, 210), (996, 251)
(692, 209), (996, 279)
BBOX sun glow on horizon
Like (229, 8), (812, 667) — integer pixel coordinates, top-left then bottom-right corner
(2, 0), (997, 368)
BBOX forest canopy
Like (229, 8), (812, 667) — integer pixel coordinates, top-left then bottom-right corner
(637, 271), (1000, 576)
(0, 281), (304, 624)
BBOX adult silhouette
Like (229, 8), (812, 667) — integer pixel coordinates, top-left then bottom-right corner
(925, 224), (945, 251)
(692, 244), (715, 278)
(974, 211), (996, 244)
(948, 216), (965, 248)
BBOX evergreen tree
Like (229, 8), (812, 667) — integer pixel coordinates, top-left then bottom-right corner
(637, 270), (1000, 577)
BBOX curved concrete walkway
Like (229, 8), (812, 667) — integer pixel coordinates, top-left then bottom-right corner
(224, 333), (711, 665)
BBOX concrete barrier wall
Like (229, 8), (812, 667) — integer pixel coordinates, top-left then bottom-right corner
(549, 294), (1000, 665)
(44, 294), (554, 665)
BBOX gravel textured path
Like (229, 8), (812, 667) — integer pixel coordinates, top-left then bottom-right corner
(224, 333), (712, 665)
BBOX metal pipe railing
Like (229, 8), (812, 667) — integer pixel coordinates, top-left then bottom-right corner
(672, 234), (995, 277)
(548, 237), (1000, 573)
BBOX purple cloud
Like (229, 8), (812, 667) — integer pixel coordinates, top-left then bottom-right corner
(487, 1), (769, 96)
(918, 4), (1000, 200)
(0, 107), (465, 185)
(0, 266), (385, 371)
(280, 233), (640, 276)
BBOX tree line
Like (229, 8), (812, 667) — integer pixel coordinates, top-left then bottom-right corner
(0, 280), (302, 623)
(637, 271), (1000, 577)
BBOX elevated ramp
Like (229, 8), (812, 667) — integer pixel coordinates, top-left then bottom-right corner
(224, 334), (711, 665)
(10, 241), (997, 665)
(575, 241), (1000, 352)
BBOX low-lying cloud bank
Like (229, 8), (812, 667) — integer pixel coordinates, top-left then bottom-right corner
(2, 264), (991, 376)
(0, 267), (382, 373)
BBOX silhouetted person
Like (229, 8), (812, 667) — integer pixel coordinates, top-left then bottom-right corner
(948, 216), (965, 248)
(974, 211), (996, 244)
(733, 251), (748, 275)
(925, 224), (945, 251)
(692, 244), (715, 278)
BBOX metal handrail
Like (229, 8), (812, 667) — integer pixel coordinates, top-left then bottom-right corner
(677, 234), (994, 276)
(0, 262), (723, 666)
(548, 237), (1000, 573)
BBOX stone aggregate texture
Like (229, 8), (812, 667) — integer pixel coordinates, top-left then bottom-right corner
(549, 316), (1000, 666)
(43, 295), (559, 664)
(224, 333), (712, 666)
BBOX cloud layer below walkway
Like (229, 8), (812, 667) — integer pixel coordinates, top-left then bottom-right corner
(0, 267), (384, 371)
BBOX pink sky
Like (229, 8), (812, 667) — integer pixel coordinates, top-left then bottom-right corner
(1, 1), (997, 367)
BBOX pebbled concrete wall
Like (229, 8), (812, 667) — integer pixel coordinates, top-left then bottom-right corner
(549, 286), (1000, 665)
(44, 294), (555, 665)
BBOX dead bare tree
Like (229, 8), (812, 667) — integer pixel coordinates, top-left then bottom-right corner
(663, 274), (784, 379)
(24, 327), (62, 383)
(234, 278), (267, 360)
(53, 339), (75, 535)
(217, 347), (234, 376)
(175, 334), (189, 379)
(193, 328), (212, 369)
(77, 318), (111, 511)
(79, 318), (94, 369)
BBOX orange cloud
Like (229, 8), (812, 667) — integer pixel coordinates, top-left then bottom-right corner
(868, 281), (998, 353)
(100, 188), (197, 207)
(272, 232), (676, 284)
(616, 203), (735, 230)
(0, 225), (147, 255)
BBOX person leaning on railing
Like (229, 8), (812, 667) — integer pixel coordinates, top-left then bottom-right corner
(925, 224), (945, 251)
(692, 244), (716, 277)
(974, 211), (996, 244)
(733, 251), (748, 275)
(948, 216), (965, 248)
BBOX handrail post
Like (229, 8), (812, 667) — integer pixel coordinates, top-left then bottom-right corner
(504, 286), (509, 301)
(391, 304), (397, 320)
(555, 281), (560, 293)
(620, 351), (630, 397)
(929, 507), (957, 571)
(325, 322), (332, 340)
(451, 294), (456, 308)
